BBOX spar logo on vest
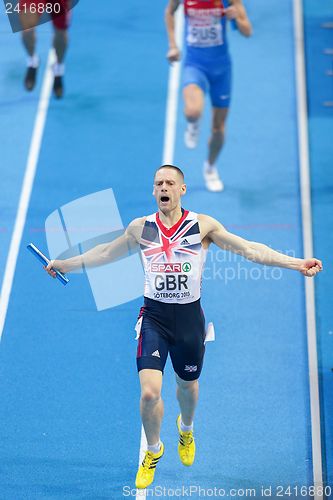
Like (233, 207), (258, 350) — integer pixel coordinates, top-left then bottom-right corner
(150, 262), (192, 273)
(184, 0), (226, 48)
(149, 261), (192, 293)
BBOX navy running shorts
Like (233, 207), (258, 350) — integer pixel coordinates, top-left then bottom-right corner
(136, 297), (206, 381)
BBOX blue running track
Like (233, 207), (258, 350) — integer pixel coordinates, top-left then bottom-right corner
(0, 0), (331, 498)
(303, 0), (333, 491)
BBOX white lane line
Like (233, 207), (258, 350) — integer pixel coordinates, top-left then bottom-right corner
(293, 0), (323, 495)
(0, 49), (55, 341)
(136, 7), (184, 499)
(162, 6), (184, 165)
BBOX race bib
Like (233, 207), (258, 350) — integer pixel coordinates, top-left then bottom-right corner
(185, 0), (224, 48)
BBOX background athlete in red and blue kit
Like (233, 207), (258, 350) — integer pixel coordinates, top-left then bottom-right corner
(46, 165), (322, 489)
(19, 0), (72, 98)
(165, 0), (252, 191)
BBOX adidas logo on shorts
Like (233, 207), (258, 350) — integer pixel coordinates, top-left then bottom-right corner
(152, 350), (160, 358)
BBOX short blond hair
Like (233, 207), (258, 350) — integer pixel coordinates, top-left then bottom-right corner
(155, 164), (184, 181)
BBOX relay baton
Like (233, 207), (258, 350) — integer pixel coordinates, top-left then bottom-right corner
(27, 243), (69, 286)
(224, 0), (238, 30)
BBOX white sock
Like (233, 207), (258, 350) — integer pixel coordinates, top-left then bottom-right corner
(53, 62), (65, 77)
(187, 120), (199, 132)
(204, 160), (215, 173)
(180, 417), (193, 432)
(147, 441), (161, 454)
(27, 54), (39, 68)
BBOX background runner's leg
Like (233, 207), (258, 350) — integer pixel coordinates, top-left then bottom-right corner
(53, 28), (68, 64)
(183, 84), (204, 149)
(20, 9), (41, 91)
(183, 84), (204, 123)
(208, 107), (229, 166)
(21, 27), (37, 57)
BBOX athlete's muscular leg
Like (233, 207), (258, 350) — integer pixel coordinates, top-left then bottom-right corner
(21, 28), (36, 56)
(183, 84), (205, 123)
(208, 107), (229, 165)
(139, 369), (164, 445)
(20, 10), (40, 56)
(53, 28), (68, 63)
(176, 375), (199, 426)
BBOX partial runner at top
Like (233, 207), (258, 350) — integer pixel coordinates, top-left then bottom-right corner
(5, 0), (79, 97)
(165, 0), (252, 191)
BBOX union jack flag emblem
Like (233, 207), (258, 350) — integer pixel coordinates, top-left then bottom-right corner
(140, 218), (201, 264)
(184, 365), (198, 372)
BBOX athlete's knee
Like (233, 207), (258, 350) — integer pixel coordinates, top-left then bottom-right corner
(20, 10), (39, 31)
(212, 108), (228, 134)
(22, 27), (35, 34)
(54, 28), (68, 43)
(212, 123), (225, 135)
(184, 87), (203, 121)
(22, 27), (36, 41)
(141, 386), (162, 404)
(185, 104), (201, 122)
(176, 376), (198, 392)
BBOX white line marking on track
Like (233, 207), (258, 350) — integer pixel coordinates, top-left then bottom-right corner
(136, 7), (184, 499)
(293, 0), (323, 496)
(162, 6), (184, 165)
(0, 49), (55, 341)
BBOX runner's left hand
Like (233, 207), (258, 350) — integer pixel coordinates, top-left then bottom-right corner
(223, 6), (238, 20)
(299, 258), (323, 277)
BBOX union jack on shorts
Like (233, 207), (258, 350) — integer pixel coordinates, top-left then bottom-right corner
(184, 365), (198, 372)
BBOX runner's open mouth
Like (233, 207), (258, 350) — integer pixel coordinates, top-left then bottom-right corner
(161, 196), (170, 202)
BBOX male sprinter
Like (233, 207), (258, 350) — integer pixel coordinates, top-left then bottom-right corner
(165, 0), (252, 191)
(45, 165), (322, 488)
(19, 0), (71, 98)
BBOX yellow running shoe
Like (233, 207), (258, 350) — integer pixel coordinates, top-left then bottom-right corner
(135, 442), (164, 489)
(176, 415), (196, 466)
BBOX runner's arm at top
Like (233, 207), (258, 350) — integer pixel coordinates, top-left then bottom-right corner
(201, 215), (323, 277)
(45, 218), (143, 277)
(165, 0), (181, 62)
(227, 0), (252, 36)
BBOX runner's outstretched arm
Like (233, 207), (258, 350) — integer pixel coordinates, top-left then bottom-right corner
(45, 217), (144, 277)
(200, 215), (323, 277)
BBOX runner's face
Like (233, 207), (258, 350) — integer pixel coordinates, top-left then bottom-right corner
(153, 168), (186, 212)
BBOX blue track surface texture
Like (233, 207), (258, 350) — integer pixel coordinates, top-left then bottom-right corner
(0, 0), (331, 498)
(304, 0), (333, 490)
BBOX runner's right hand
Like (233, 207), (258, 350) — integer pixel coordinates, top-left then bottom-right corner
(45, 259), (66, 278)
(167, 46), (181, 63)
